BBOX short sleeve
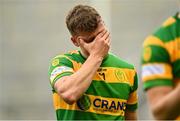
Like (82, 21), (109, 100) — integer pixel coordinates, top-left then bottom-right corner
(141, 35), (173, 91)
(48, 55), (74, 89)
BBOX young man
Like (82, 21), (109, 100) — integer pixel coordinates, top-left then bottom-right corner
(49, 5), (138, 120)
(141, 12), (180, 120)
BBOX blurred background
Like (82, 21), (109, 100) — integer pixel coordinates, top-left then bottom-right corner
(0, 0), (179, 119)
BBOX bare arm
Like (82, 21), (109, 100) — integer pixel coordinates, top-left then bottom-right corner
(54, 29), (110, 104)
(54, 55), (102, 104)
(146, 84), (180, 120)
(125, 110), (137, 120)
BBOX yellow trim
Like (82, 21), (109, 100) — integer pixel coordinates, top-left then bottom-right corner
(53, 93), (127, 116)
(127, 91), (138, 105)
(162, 17), (176, 27)
(143, 36), (180, 62)
(142, 63), (172, 82)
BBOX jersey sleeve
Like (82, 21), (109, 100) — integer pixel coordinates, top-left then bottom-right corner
(48, 55), (74, 89)
(141, 35), (173, 91)
(126, 70), (138, 111)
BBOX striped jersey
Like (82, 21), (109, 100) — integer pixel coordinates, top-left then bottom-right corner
(49, 50), (138, 120)
(141, 13), (180, 119)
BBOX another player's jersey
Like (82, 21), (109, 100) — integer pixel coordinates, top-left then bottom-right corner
(142, 13), (180, 119)
(49, 50), (138, 120)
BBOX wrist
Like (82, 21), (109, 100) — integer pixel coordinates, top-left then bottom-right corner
(88, 54), (103, 63)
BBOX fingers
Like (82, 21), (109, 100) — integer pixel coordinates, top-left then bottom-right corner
(106, 34), (110, 43)
(102, 31), (109, 40)
(106, 36), (111, 46)
(101, 29), (110, 45)
(96, 29), (107, 39)
(101, 29), (108, 37)
(97, 28), (110, 40)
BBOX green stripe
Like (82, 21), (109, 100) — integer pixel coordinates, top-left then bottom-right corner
(51, 72), (73, 88)
(56, 57), (73, 68)
(101, 53), (134, 69)
(86, 81), (130, 100)
(153, 20), (180, 42)
(172, 59), (180, 78)
(56, 109), (125, 120)
(142, 45), (170, 64)
(126, 103), (138, 111)
(130, 73), (138, 92)
(143, 79), (173, 90)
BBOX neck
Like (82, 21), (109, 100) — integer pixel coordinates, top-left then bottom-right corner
(80, 49), (109, 61)
(80, 49), (89, 59)
(178, 13), (180, 18)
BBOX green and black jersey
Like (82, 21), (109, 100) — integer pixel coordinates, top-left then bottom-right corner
(49, 50), (138, 120)
(141, 13), (180, 119)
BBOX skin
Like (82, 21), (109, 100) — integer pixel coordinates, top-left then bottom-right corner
(125, 110), (137, 120)
(54, 20), (137, 120)
(146, 84), (180, 120)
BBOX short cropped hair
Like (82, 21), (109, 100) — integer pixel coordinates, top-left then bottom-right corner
(66, 5), (101, 36)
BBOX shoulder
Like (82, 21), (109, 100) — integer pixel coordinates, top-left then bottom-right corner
(49, 50), (79, 68)
(51, 50), (79, 62)
(107, 53), (135, 70)
(142, 15), (177, 63)
(162, 16), (177, 27)
(151, 15), (178, 43)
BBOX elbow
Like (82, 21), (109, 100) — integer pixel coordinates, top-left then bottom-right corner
(56, 87), (78, 105)
(54, 77), (78, 105)
(54, 77), (82, 105)
(61, 92), (77, 105)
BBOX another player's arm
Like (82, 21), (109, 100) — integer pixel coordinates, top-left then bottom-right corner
(142, 35), (180, 119)
(54, 29), (110, 104)
(146, 84), (180, 120)
(125, 111), (137, 120)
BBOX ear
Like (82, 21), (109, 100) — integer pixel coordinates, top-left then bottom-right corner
(71, 36), (79, 47)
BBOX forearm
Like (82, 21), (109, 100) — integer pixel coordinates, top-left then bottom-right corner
(152, 85), (180, 120)
(55, 54), (102, 104)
